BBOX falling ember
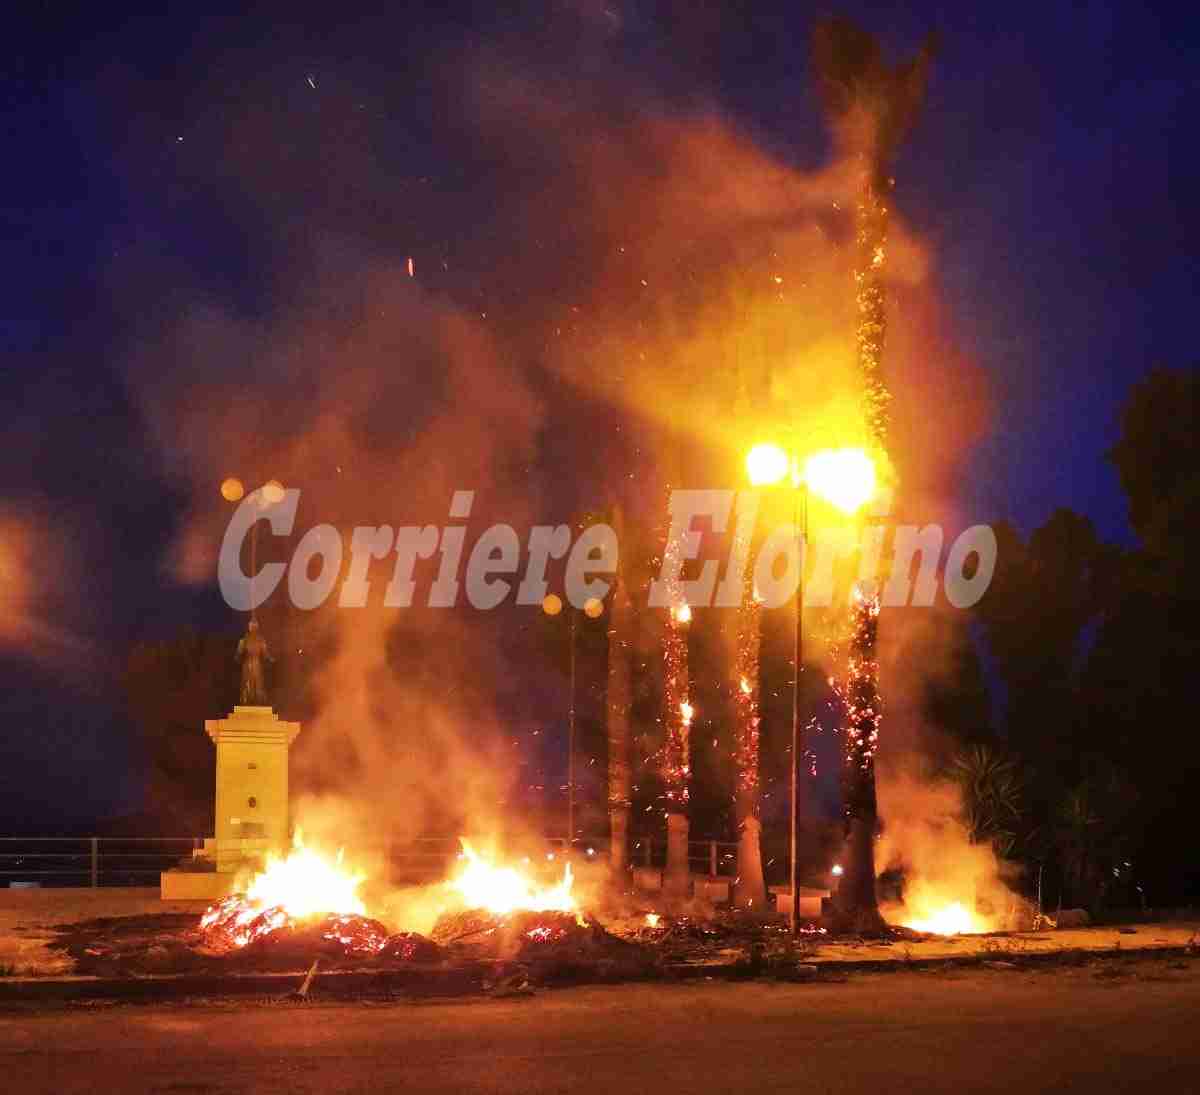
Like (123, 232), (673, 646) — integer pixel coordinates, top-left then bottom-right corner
(679, 701), (694, 725)
(673, 603), (692, 624)
(448, 840), (579, 919)
(739, 676), (752, 695)
(644, 913), (661, 928)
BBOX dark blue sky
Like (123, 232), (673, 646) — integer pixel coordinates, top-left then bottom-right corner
(2, 2), (1196, 826)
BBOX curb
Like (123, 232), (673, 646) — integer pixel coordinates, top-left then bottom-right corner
(0, 943), (1191, 1004)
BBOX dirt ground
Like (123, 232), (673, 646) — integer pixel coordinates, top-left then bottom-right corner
(0, 889), (210, 975)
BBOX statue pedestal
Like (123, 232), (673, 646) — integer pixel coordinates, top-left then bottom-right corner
(204, 705), (300, 874)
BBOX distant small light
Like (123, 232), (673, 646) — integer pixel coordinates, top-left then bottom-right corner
(586, 847), (595, 857)
(831, 864), (844, 876)
(546, 852), (555, 861)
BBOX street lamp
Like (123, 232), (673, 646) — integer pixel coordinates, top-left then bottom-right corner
(220, 477), (287, 614)
(543, 593), (605, 850)
(745, 443), (875, 934)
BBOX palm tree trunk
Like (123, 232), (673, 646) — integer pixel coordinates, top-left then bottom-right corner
(834, 168), (889, 933)
(733, 524), (766, 908)
(812, 16), (933, 936)
(605, 504), (634, 881)
(659, 457), (691, 902)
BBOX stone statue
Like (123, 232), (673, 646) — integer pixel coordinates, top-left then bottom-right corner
(237, 617), (271, 705)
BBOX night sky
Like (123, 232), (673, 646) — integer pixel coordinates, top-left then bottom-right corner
(3, 2), (1197, 829)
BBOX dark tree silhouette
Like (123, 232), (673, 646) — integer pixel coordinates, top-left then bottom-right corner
(123, 629), (238, 833)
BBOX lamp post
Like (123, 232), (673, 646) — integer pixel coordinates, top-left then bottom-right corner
(543, 593), (604, 849)
(220, 477), (286, 616)
(745, 443), (875, 936)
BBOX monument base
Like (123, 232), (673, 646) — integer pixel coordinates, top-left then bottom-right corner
(205, 705), (300, 873)
(160, 870), (238, 902)
(769, 885), (831, 922)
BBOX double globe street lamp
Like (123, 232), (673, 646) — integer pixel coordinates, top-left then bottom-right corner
(744, 442), (876, 933)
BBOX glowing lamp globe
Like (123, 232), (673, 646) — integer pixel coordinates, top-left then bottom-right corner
(542, 593), (563, 616)
(220, 477), (245, 502)
(583, 597), (604, 619)
(262, 479), (286, 505)
(745, 443), (790, 487)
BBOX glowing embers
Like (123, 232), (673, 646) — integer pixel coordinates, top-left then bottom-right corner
(199, 893), (393, 955)
(198, 832), (382, 954)
(433, 843), (592, 957)
(836, 583), (882, 779)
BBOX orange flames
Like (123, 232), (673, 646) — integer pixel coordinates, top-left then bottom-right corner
(242, 832), (366, 919)
(447, 839), (579, 919)
(201, 834), (588, 949)
(890, 881), (994, 936)
(901, 902), (989, 935)
(199, 831), (368, 946)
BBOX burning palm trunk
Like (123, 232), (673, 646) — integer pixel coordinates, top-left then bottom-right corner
(833, 167), (890, 933)
(812, 17), (933, 932)
(834, 583), (885, 929)
(732, 542), (765, 908)
(657, 468), (693, 902)
(662, 606), (691, 900)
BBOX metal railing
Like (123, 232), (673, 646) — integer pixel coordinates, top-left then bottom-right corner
(0, 838), (202, 888)
(627, 837), (740, 877)
(0, 834), (742, 887)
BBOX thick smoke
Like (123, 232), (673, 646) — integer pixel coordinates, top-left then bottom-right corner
(117, 19), (996, 913)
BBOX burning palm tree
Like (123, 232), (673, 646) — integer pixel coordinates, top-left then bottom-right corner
(657, 456), (693, 901)
(813, 17), (935, 931)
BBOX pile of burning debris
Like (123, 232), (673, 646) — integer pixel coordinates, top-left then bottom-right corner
(50, 838), (1013, 984)
(199, 894), (439, 962)
(185, 837), (645, 978)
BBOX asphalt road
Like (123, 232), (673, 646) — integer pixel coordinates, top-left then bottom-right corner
(2, 964), (1197, 1094)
